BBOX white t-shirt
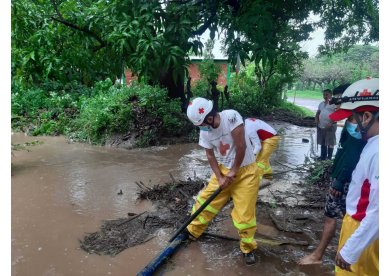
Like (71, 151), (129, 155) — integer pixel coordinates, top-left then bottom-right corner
(199, 110), (255, 169)
(340, 135), (379, 264)
(318, 101), (336, 128)
(244, 118), (277, 155)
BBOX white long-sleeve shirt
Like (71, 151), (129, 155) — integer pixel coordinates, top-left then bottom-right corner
(340, 135), (379, 264)
(244, 118), (277, 155)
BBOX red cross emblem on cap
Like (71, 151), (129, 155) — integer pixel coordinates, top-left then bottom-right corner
(249, 118), (257, 121)
(360, 89), (372, 96)
(199, 108), (205, 114)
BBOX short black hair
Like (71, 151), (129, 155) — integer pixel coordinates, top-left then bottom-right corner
(333, 83), (351, 96)
(323, 89), (332, 94)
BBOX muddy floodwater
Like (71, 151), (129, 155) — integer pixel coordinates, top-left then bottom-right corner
(12, 122), (342, 276)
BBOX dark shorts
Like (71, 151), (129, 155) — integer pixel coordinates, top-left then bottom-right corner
(324, 182), (349, 219)
(317, 126), (337, 146)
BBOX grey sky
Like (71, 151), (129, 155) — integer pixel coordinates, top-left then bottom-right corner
(195, 12), (325, 59)
(196, 26), (325, 60)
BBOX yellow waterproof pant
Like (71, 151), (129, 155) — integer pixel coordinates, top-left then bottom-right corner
(256, 136), (280, 176)
(187, 162), (261, 253)
(335, 214), (379, 276)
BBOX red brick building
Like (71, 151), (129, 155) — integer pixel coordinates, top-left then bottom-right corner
(187, 58), (231, 87)
(124, 58), (231, 87)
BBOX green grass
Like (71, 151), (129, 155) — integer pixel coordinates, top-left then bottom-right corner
(297, 106), (315, 117)
(279, 101), (315, 117)
(286, 90), (323, 100)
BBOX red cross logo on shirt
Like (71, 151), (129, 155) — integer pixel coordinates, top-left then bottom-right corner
(249, 118), (257, 121)
(219, 141), (230, 156)
(359, 89), (372, 96)
(199, 108), (205, 114)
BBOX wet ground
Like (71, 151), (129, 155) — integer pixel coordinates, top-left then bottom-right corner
(11, 121), (342, 276)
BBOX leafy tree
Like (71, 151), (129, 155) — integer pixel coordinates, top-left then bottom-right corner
(12, 0), (379, 106)
(298, 45), (379, 89)
(12, 0), (124, 86)
(198, 39), (222, 85)
(318, 0), (379, 53)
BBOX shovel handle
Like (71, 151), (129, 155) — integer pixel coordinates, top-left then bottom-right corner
(168, 187), (222, 242)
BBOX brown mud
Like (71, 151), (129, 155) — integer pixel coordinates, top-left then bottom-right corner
(79, 160), (335, 275)
(261, 109), (316, 128)
(12, 122), (340, 276)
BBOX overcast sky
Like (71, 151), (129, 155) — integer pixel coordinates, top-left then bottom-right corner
(195, 12), (325, 59)
(195, 27), (325, 59)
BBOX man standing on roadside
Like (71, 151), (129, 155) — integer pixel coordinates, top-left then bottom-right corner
(185, 97), (261, 266)
(316, 89), (337, 160)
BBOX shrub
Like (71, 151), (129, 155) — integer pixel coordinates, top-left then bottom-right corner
(75, 81), (191, 145)
(11, 80), (85, 134)
(76, 82), (135, 144)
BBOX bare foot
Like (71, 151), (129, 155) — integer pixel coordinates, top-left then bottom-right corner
(298, 253), (322, 265)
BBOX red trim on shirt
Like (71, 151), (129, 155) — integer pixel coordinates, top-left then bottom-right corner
(351, 179), (371, 221)
(257, 129), (275, 141)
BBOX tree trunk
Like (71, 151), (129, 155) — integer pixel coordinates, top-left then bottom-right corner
(210, 80), (220, 111)
(159, 67), (186, 111)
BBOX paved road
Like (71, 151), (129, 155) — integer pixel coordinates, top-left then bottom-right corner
(287, 97), (321, 112)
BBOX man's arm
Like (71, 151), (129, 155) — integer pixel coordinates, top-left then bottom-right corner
(248, 131), (261, 155)
(205, 148), (223, 181)
(228, 124), (246, 176)
(205, 148), (233, 190)
(315, 110), (320, 125)
(217, 124), (245, 190)
(331, 144), (363, 197)
(231, 124), (246, 172)
(338, 154), (379, 265)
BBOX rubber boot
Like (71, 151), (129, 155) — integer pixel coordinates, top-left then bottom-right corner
(320, 145), (327, 161)
(243, 252), (257, 266)
(182, 228), (197, 241)
(327, 147), (334, 160)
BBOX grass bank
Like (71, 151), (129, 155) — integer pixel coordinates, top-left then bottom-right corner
(278, 101), (315, 117)
(286, 90), (323, 100)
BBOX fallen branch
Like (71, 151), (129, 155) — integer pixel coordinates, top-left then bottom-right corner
(269, 213), (303, 233)
(117, 211), (147, 227)
(135, 181), (152, 191)
(169, 172), (176, 183)
(259, 181), (272, 190)
(203, 232), (308, 246)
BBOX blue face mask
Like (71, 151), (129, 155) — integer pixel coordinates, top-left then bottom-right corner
(345, 121), (362, 139)
(199, 126), (211, 132)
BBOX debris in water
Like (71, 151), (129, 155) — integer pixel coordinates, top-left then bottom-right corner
(80, 178), (206, 256)
(79, 211), (172, 256)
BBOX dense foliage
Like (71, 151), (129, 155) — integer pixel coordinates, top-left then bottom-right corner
(11, 0), (379, 146)
(12, 80), (192, 146)
(296, 45), (379, 90)
(12, 0), (379, 102)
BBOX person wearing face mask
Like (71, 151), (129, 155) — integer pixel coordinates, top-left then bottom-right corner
(298, 99), (366, 265)
(185, 97), (261, 266)
(328, 78), (379, 275)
